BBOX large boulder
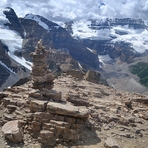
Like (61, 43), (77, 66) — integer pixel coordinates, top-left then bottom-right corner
(84, 70), (101, 83)
(2, 120), (24, 143)
(104, 137), (119, 148)
(67, 69), (84, 79)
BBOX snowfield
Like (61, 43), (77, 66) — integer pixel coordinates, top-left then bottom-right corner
(71, 20), (148, 53)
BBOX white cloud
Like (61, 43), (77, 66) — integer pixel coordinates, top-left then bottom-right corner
(0, 0), (148, 22)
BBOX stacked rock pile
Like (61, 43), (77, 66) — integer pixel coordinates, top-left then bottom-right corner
(31, 39), (54, 90)
(30, 39), (62, 102)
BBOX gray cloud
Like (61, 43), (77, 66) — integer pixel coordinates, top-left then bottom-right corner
(0, 0), (148, 22)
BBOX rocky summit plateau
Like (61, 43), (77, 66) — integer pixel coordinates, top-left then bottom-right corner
(0, 40), (147, 148)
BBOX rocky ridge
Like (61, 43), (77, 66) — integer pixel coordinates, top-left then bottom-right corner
(0, 41), (147, 148)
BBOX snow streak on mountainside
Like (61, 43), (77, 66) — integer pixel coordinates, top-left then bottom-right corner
(24, 14), (60, 31)
(24, 14), (49, 31)
(0, 8), (32, 70)
(71, 20), (148, 53)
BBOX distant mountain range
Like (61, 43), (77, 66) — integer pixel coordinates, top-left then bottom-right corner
(0, 7), (148, 93)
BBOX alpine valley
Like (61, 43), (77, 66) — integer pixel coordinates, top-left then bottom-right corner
(0, 7), (148, 93)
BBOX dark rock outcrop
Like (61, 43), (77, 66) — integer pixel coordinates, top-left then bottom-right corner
(3, 7), (25, 38)
(84, 70), (101, 83)
(20, 15), (100, 69)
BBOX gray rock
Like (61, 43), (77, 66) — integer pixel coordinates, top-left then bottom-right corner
(2, 120), (24, 143)
(84, 70), (101, 83)
(104, 137), (119, 148)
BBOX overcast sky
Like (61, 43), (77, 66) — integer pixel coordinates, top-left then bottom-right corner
(0, 0), (148, 22)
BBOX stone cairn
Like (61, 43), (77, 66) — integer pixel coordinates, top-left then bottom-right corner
(31, 39), (54, 90)
(31, 39), (61, 102)
(0, 39), (89, 147)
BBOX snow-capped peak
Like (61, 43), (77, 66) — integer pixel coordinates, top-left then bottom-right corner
(70, 19), (148, 53)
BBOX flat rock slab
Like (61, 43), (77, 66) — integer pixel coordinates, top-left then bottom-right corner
(47, 102), (89, 119)
(2, 120), (24, 143)
(132, 98), (148, 104)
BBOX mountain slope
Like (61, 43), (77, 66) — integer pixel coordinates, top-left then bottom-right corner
(64, 18), (148, 93)
(0, 7), (148, 93)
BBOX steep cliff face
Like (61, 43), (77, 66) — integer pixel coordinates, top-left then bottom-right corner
(0, 40), (11, 88)
(3, 7), (25, 38)
(65, 18), (147, 63)
(0, 41), (30, 90)
(90, 18), (147, 30)
(20, 14), (100, 69)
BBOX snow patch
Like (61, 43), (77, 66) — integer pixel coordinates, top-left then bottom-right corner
(72, 20), (148, 53)
(112, 28), (148, 53)
(98, 54), (112, 65)
(78, 62), (83, 69)
(72, 20), (112, 40)
(72, 20), (98, 39)
(86, 47), (93, 52)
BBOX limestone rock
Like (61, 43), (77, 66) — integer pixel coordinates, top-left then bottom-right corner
(0, 92), (8, 100)
(38, 130), (55, 145)
(30, 100), (47, 112)
(125, 100), (132, 109)
(84, 70), (101, 83)
(33, 112), (53, 123)
(67, 94), (90, 106)
(104, 138), (119, 148)
(7, 105), (17, 113)
(132, 98), (148, 105)
(47, 102), (89, 119)
(29, 89), (43, 98)
(67, 69), (84, 79)
(2, 120), (24, 143)
(42, 89), (62, 101)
